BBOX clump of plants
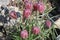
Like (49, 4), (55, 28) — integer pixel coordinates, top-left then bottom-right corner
(8, 0), (58, 40)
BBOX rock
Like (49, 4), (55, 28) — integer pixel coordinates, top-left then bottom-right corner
(54, 18), (60, 28)
(0, 0), (10, 5)
(0, 32), (3, 37)
(56, 35), (60, 40)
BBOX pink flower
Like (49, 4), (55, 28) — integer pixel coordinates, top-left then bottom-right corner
(23, 9), (31, 18)
(33, 2), (38, 11)
(9, 11), (17, 19)
(22, 0), (29, 3)
(37, 2), (45, 13)
(45, 20), (52, 28)
(25, 2), (33, 10)
(20, 30), (28, 39)
(32, 26), (40, 35)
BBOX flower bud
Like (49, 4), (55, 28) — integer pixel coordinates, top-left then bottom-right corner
(37, 2), (45, 13)
(22, 0), (29, 3)
(32, 26), (40, 35)
(23, 9), (31, 19)
(45, 20), (52, 28)
(25, 2), (33, 10)
(9, 11), (17, 19)
(33, 2), (38, 11)
(20, 30), (28, 39)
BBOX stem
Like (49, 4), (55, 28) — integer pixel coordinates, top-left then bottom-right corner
(36, 11), (38, 26)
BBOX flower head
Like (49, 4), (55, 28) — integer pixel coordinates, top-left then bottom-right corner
(20, 30), (28, 39)
(23, 9), (31, 19)
(9, 11), (17, 19)
(25, 2), (33, 10)
(37, 2), (45, 13)
(22, 0), (29, 3)
(45, 20), (52, 28)
(32, 26), (40, 35)
(33, 2), (38, 11)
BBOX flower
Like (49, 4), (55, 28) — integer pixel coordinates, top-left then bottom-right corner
(9, 11), (17, 19)
(45, 20), (52, 28)
(25, 2), (33, 10)
(22, 0), (29, 3)
(37, 2), (45, 13)
(20, 30), (28, 39)
(23, 9), (31, 18)
(33, 2), (38, 11)
(32, 26), (40, 35)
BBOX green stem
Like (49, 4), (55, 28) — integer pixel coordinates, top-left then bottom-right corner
(36, 11), (38, 26)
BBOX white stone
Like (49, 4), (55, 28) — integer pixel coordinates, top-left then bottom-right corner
(54, 18), (60, 28)
(8, 6), (19, 12)
(1, 10), (5, 16)
(0, 0), (10, 5)
(57, 35), (60, 40)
